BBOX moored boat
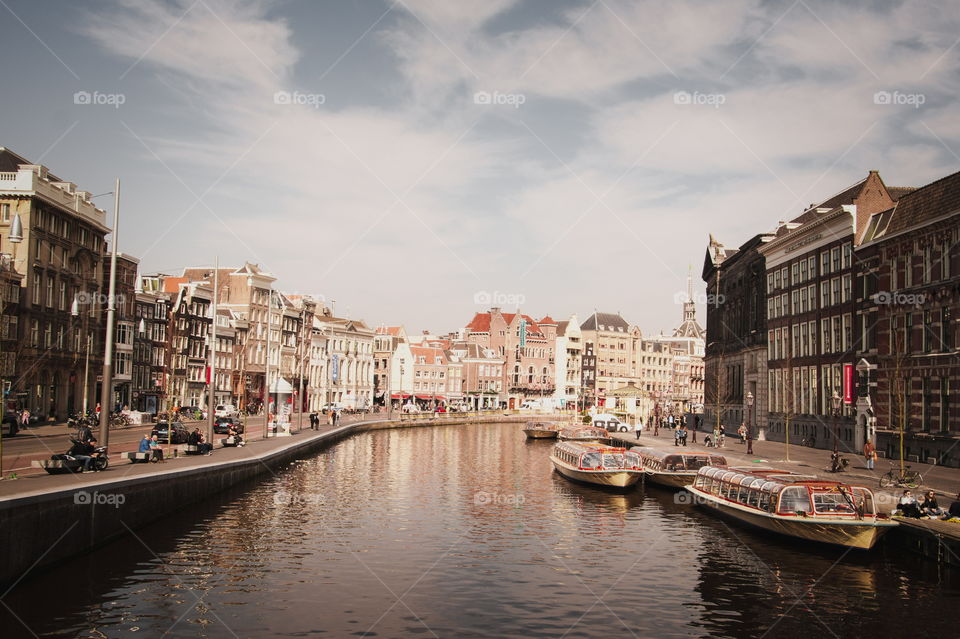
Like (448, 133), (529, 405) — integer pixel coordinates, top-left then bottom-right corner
(558, 426), (612, 445)
(685, 467), (897, 549)
(631, 447), (727, 488)
(550, 441), (643, 488)
(522, 421), (559, 439)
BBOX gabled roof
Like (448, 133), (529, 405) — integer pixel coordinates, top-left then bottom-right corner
(539, 315), (557, 325)
(465, 311), (545, 338)
(410, 345), (447, 364)
(880, 169), (960, 237)
(465, 312), (491, 333)
(580, 312), (630, 332)
(162, 276), (187, 294)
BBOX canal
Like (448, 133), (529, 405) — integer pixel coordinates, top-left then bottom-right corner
(4, 421), (959, 638)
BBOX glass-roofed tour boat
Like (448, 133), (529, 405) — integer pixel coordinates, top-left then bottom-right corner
(685, 467), (897, 549)
(557, 426), (612, 445)
(550, 441), (643, 488)
(630, 447), (728, 489)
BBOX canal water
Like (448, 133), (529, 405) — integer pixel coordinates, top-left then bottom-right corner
(4, 422), (960, 638)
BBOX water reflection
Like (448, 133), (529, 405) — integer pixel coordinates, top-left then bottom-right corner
(2, 422), (958, 639)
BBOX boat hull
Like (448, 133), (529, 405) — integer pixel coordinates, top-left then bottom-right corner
(644, 471), (696, 489)
(524, 429), (559, 439)
(551, 456), (641, 488)
(686, 486), (896, 550)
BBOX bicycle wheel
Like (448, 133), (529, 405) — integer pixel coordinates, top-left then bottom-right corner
(904, 472), (922, 489)
(879, 472), (895, 489)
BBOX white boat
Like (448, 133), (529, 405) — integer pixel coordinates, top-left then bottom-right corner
(550, 441), (643, 488)
(631, 447), (727, 489)
(685, 467), (898, 549)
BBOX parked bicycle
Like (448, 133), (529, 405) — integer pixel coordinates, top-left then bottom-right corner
(879, 463), (923, 489)
(109, 412), (131, 428)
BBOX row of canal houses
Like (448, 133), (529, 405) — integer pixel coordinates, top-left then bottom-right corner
(704, 168), (960, 467)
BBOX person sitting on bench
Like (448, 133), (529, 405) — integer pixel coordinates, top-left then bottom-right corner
(227, 425), (244, 447)
(148, 434), (165, 462)
(188, 428), (214, 455)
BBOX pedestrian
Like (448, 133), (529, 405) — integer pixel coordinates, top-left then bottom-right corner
(20, 408), (30, 430)
(919, 491), (946, 519)
(718, 424), (726, 448)
(673, 425), (680, 447)
(634, 418), (642, 440)
(95, 403), (101, 421)
(897, 490), (921, 518)
(679, 424), (688, 446)
(737, 423), (747, 444)
(148, 434), (165, 462)
(863, 438), (877, 470)
(309, 411), (319, 430)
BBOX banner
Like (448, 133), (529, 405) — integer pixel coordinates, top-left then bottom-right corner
(519, 318), (527, 347)
(331, 353), (340, 383)
(843, 363), (854, 405)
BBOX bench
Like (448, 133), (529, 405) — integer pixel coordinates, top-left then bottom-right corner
(220, 436), (238, 447)
(32, 459), (83, 474)
(121, 451), (153, 463)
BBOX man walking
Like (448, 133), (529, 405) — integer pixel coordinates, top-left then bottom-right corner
(634, 418), (642, 440)
(863, 438), (877, 470)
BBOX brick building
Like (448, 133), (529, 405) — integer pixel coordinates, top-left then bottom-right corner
(857, 170), (960, 466)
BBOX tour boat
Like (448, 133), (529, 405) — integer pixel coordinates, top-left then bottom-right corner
(522, 421), (560, 439)
(631, 447), (727, 489)
(550, 441), (643, 488)
(685, 467), (897, 550)
(558, 426), (612, 445)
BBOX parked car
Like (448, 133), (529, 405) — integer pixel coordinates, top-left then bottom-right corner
(213, 417), (243, 434)
(214, 404), (238, 419)
(152, 420), (190, 444)
(3, 411), (18, 437)
(322, 403), (344, 413)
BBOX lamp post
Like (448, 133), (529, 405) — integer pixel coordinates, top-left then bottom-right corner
(832, 390), (842, 459)
(99, 179), (121, 448)
(745, 391), (754, 455)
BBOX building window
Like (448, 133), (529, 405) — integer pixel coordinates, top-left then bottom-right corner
(821, 281), (830, 308)
(792, 262), (800, 285)
(842, 274), (852, 303)
(32, 270), (42, 305)
(922, 310), (932, 353)
(0, 203), (9, 222)
(842, 243), (852, 269)
(942, 307), (952, 351)
(832, 247), (841, 272)
(821, 251), (830, 275)
(940, 378), (950, 434)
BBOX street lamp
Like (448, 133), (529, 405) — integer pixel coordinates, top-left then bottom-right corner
(745, 391), (754, 455)
(832, 391), (842, 468)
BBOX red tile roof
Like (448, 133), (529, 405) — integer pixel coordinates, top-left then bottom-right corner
(162, 277), (186, 293)
(410, 345), (448, 364)
(376, 326), (403, 336)
(465, 312), (491, 332)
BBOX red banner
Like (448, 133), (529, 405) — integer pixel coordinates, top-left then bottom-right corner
(843, 363), (854, 405)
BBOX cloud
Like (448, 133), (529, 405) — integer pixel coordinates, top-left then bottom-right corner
(74, 0), (960, 332)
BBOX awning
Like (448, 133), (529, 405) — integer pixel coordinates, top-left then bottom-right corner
(391, 393), (412, 399)
(415, 395), (445, 400)
(269, 377), (295, 394)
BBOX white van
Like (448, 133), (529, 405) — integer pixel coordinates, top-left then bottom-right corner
(215, 404), (238, 419)
(592, 413), (628, 432)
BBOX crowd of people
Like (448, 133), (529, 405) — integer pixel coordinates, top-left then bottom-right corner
(897, 490), (960, 521)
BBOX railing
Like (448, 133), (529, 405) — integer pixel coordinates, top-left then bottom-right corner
(0, 172), (17, 181)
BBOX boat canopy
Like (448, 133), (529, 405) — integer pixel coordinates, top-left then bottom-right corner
(631, 447), (727, 472)
(693, 466), (878, 518)
(554, 441), (641, 470)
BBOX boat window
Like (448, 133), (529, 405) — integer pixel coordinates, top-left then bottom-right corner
(624, 452), (641, 468)
(812, 490), (856, 515)
(852, 488), (874, 516)
(739, 476), (754, 487)
(685, 456), (710, 471)
(581, 453), (602, 469)
(746, 489), (761, 508)
(778, 486), (811, 514)
(710, 456), (727, 466)
(602, 453), (625, 468)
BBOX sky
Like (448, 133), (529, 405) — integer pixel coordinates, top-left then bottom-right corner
(1, 0), (958, 336)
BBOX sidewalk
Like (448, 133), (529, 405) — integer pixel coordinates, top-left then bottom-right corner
(612, 428), (960, 499)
